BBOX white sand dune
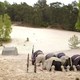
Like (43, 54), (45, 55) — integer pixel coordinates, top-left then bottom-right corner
(9, 25), (80, 53)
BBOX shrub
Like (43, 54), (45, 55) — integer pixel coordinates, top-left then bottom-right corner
(0, 14), (12, 45)
(68, 35), (80, 49)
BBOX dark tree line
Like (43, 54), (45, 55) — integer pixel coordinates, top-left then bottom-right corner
(0, 0), (79, 31)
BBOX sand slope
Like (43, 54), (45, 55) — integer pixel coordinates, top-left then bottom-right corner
(2, 25), (80, 54)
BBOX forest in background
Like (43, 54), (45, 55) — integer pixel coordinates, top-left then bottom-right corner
(0, 0), (79, 31)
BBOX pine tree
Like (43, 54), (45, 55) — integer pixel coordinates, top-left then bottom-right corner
(3, 14), (12, 41)
(0, 14), (12, 43)
(0, 15), (3, 40)
(0, 15), (3, 45)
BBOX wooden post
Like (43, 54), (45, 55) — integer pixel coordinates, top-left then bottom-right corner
(27, 54), (29, 72)
(70, 58), (72, 67)
(26, 37), (29, 42)
(32, 45), (34, 65)
(32, 45), (34, 54)
(34, 54), (37, 73)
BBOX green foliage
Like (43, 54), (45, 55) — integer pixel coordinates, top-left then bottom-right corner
(3, 14), (12, 41)
(0, 2), (5, 15)
(68, 35), (80, 49)
(75, 18), (80, 30)
(0, 1), (78, 31)
(0, 14), (12, 43)
(0, 15), (3, 38)
(75, 0), (80, 30)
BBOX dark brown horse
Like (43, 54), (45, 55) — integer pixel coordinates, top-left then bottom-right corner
(32, 50), (43, 65)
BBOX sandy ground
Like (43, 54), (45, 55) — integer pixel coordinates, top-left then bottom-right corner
(0, 25), (80, 80)
(0, 55), (80, 80)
